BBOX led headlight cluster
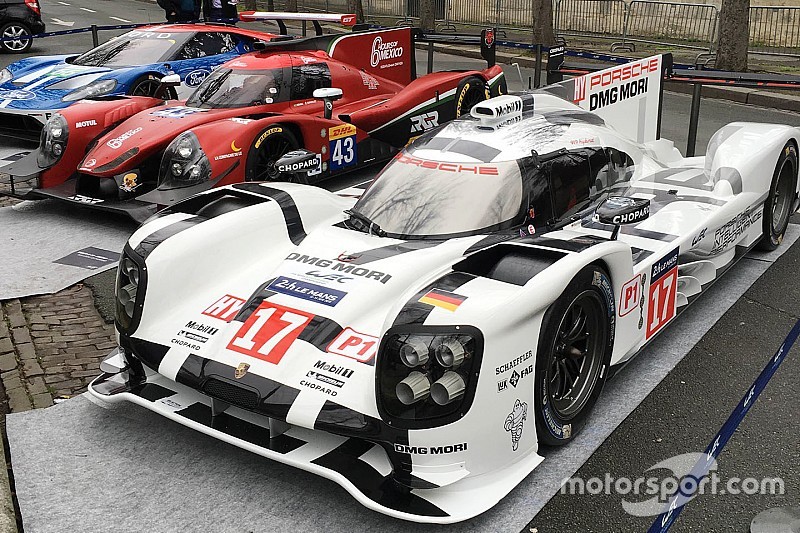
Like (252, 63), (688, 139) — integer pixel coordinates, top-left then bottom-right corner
(158, 131), (211, 189)
(116, 252), (143, 331)
(377, 326), (482, 428)
(36, 114), (69, 168)
(61, 78), (117, 102)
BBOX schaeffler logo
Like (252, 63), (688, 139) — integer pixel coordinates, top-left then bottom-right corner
(106, 127), (142, 149)
(370, 36), (403, 68)
(560, 452), (784, 517)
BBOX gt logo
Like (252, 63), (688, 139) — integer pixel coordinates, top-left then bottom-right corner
(327, 327), (379, 363)
(410, 111), (439, 133)
(227, 302), (313, 364)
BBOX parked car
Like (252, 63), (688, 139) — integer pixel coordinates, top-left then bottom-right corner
(89, 54), (800, 522)
(0, 25), (503, 222)
(0, 23), (283, 141)
(0, 0), (44, 54)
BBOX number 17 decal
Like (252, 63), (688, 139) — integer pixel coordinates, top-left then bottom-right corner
(227, 302), (314, 364)
(646, 248), (679, 339)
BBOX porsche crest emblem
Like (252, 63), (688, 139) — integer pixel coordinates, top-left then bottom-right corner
(234, 362), (250, 379)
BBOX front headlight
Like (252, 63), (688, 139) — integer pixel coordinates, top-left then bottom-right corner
(158, 131), (211, 190)
(0, 68), (12, 85)
(116, 252), (144, 332)
(36, 114), (69, 169)
(62, 78), (117, 102)
(377, 326), (483, 428)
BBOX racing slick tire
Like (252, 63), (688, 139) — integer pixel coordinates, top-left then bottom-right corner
(129, 74), (177, 100)
(757, 141), (798, 251)
(454, 76), (490, 118)
(0, 22), (32, 53)
(533, 264), (614, 447)
(245, 126), (300, 182)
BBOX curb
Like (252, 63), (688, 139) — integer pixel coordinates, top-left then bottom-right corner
(0, 434), (17, 533)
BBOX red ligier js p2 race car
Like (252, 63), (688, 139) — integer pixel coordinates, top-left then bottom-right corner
(0, 22), (504, 221)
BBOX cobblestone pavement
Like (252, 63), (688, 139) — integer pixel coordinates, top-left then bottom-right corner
(0, 285), (115, 413)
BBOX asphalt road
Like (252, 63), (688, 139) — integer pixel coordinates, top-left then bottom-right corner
(4, 1), (800, 531)
(529, 218), (800, 533)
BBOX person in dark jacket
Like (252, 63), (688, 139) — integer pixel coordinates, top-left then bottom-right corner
(158, 0), (181, 23)
(177, 0), (201, 21)
(202, 0), (237, 22)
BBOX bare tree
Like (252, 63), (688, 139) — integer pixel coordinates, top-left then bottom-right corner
(531, 0), (555, 45)
(419, 0), (435, 31)
(347, 0), (365, 24)
(716, 0), (750, 71)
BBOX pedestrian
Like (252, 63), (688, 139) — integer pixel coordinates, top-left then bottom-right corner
(204, 0), (224, 21)
(221, 0), (238, 22)
(176, 0), (201, 22)
(157, 0), (181, 23)
(204, 0), (237, 22)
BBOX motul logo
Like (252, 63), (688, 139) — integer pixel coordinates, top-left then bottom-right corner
(370, 36), (403, 68)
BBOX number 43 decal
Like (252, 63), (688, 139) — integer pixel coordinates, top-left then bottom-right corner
(227, 302), (314, 364)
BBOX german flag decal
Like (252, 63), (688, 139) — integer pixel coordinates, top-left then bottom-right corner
(418, 289), (467, 312)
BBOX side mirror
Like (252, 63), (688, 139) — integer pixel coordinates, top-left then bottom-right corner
(276, 149), (321, 183)
(155, 73), (181, 99)
(313, 87), (344, 120)
(594, 196), (650, 240)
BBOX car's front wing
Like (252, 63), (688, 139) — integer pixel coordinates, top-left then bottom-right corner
(88, 351), (543, 523)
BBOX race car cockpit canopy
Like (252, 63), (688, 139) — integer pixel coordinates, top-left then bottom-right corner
(72, 30), (195, 68)
(185, 67), (286, 108)
(352, 153), (525, 239)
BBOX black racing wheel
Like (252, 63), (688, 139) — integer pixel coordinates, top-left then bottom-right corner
(245, 126), (300, 182)
(758, 141), (798, 251)
(129, 74), (177, 99)
(534, 264), (614, 446)
(0, 22), (33, 53)
(454, 76), (490, 118)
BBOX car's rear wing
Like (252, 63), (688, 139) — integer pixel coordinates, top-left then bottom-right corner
(239, 11), (356, 36)
(543, 52), (673, 144)
(248, 26), (498, 87)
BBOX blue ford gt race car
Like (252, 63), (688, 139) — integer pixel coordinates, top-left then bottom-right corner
(0, 23), (272, 140)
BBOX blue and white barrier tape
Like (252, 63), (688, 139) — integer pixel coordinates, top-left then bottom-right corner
(649, 318), (800, 532)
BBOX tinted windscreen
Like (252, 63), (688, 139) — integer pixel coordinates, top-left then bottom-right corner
(73, 31), (191, 67)
(186, 68), (285, 109)
(353, 153), (524, 238)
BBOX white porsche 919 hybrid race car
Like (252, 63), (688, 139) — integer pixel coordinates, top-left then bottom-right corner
(90, 54), (800, 523)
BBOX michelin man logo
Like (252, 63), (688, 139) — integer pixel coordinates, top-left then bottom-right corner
(504, 399), (527, 451)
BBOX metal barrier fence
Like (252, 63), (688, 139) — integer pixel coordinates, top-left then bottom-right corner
(258, 0), (800, 57)
(749, 6), (800, 56)
(553, 0), (627, 40)
(624, 1), (718, 51)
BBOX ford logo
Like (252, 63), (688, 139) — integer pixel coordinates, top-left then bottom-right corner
(185, 70), (209, 87)
(0, 89), (35, 100)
